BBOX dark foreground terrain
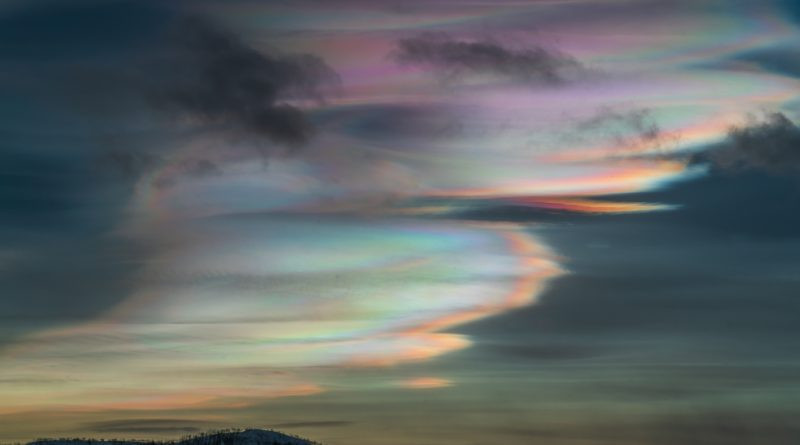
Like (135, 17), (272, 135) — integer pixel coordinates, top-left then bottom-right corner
(28, 429), (318, 445)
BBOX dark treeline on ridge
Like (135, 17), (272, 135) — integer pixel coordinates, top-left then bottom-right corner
(26, 428), (319, 445)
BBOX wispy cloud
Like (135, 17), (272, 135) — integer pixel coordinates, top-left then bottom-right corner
(392, 32), (587, 85)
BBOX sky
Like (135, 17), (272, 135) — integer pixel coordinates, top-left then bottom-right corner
(1, 0), (800, 443)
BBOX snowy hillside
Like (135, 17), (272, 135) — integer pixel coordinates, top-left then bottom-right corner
(28, 429), (318, 445)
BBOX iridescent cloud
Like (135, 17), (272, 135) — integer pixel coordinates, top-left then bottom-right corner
(0, 217), (561, 413)
(3, 1), (800, 438)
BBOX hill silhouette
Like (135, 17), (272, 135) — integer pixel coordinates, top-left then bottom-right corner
(28, 428), (319, 445)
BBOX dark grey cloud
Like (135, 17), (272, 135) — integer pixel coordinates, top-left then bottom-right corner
(147, 17), (338, 149)
(392, 33), (586, 85)
(0, 0), (339, 166)
(0, 0), (340, 346)
(0, 0), (338, 236)
(84, 418), (209, 434)
(702, 112), (800, 173)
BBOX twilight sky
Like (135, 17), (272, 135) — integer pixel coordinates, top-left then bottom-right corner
(1, 1), (800, 444)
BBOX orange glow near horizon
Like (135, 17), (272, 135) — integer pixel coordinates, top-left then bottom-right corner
(399, 377), (453, 389)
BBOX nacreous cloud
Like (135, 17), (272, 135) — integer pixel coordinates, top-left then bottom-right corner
(392, 32), (586, 85)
